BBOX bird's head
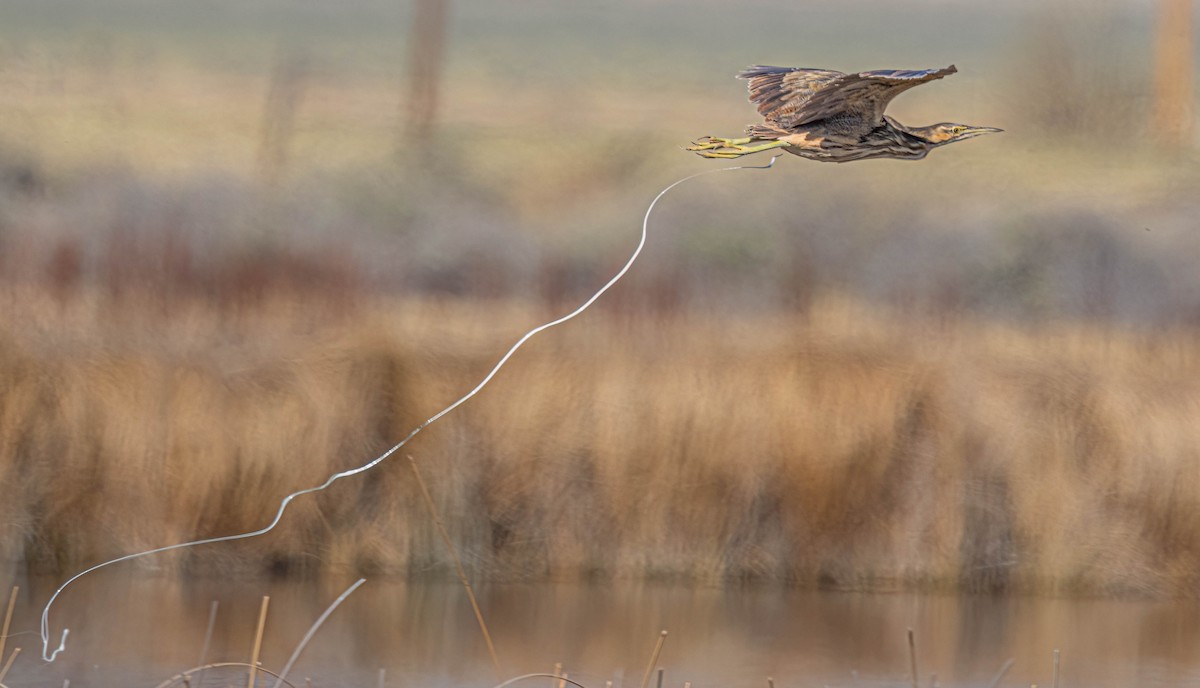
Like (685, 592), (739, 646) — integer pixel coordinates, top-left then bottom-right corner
(912, 122), (1003, 146)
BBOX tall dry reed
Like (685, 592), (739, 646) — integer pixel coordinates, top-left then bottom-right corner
(3, 288), (1200, 597)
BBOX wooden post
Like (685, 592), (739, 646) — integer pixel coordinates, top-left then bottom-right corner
(258, 47), (309, 185)
(403, 0), (450, 152)
(1153, 0), (1194, 145)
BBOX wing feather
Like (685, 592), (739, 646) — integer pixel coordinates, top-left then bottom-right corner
(738, 65), (958, 130)
(738, 66), (845, 125)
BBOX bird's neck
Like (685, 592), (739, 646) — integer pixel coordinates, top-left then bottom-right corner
(887, 117), (940, 146)
(881, 117), (933, 155)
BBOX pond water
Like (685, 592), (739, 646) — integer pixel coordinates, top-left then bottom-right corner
(3, 575), (1200, 688)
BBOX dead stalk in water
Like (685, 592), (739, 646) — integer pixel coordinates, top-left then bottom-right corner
(153, 663), (297, 688)
(1053, 648), (1060, 688)
(488, 673), (591, 688)
(273, 579), (366, 688)
(247, 596), (271, 688)
(409, 455), (503, 680)
(0, 648), (20, 684)
(196, 600), (219, 688)
(0, 587), (16, 665)
(639, 631), (668, 688)
(907, 628), (918, 688)
(985, 658), (1015, 688)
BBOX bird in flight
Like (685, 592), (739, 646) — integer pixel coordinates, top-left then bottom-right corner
(687, 65), (1001, 162)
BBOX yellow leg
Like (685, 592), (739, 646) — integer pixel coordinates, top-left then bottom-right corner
(685, 136), (789, 158)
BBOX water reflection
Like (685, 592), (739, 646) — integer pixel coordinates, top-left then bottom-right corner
(4, 574), (1200, 687)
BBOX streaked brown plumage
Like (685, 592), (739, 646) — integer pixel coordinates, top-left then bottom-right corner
(688, 64), (1001, 162)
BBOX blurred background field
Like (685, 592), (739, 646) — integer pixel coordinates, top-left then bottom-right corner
(2, 0), (1200, 601)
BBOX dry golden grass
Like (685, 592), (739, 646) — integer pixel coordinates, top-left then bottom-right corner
(4, 287), (1200, 597)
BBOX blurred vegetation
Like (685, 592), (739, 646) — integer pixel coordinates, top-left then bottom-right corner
(1, 0), (1199, 595)
(6, 296), (1200, 597)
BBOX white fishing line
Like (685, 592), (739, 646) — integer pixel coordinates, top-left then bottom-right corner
(38, 154), (781, 662)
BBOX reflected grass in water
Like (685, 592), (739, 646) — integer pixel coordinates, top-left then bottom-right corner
(4, 577), (1200, 688)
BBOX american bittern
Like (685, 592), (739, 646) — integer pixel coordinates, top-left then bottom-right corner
(687, 65), (1001, 162)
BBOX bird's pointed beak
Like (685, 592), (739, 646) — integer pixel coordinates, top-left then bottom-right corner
(960, 125), (1004, 139)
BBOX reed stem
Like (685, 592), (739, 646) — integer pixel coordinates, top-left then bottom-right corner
(247, 596), (271, 688)
(907, 628), (918, 688)
(273, 579), (366, 688)
(639, 631), (668, 688)
(0, 586), (16, 667)
(0, 647), (21, 684)
(985, 658), (1015, 688)
(196, 600), (219, 688)
(409, 455), (503, 679)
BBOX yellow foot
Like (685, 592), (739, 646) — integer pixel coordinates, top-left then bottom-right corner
(685, 136), (788, 159)
(687, 136), (753, 151)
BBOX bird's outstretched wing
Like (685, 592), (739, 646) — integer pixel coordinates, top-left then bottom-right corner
(739, 65), (957, 129)
(738, 66), (845, 126)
